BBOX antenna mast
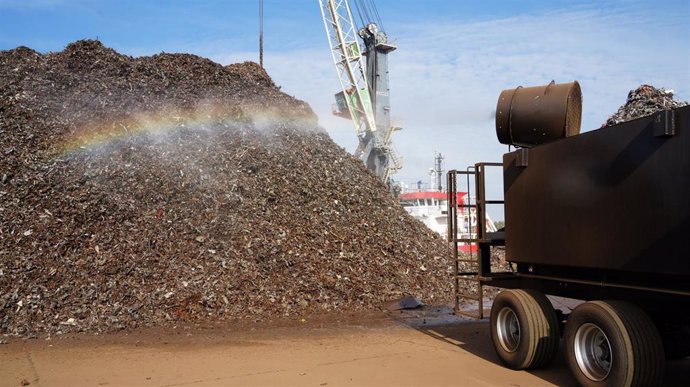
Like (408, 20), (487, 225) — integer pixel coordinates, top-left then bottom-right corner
(435, 153), (444, 191)
(259, 0), (264, 67)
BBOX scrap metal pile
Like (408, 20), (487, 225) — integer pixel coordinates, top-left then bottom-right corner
(605, 84), (688, 126)
(0, 40), (452, 335)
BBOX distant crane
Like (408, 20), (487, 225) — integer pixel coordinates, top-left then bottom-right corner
(318, 0), (402, 185)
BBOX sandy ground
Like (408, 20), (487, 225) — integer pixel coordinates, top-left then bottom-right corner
(1, 306), (688, 387)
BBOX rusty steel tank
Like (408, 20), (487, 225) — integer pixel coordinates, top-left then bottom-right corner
(496, 81), (582, 148)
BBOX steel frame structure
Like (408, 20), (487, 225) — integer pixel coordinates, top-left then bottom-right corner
(318, 0), (376, 143)
(319, 0), (402, 183)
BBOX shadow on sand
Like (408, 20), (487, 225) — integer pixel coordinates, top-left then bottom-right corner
(389, 305), (689, 387)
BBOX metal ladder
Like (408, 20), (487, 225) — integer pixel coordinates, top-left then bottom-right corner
(447, 163), (504, 319)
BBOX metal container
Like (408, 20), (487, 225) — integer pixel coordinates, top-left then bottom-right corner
(503, 106), (690, 277)
(496, 81), (582, 147)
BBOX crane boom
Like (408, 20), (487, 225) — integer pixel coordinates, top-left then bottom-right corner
(319, 0), (402, 184)
(318, 0), (376, 140)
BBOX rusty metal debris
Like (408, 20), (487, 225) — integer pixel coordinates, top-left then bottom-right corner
(387, 295), (424, 311)
(0, 40), (453, 336)
(605, 84), (688, 126)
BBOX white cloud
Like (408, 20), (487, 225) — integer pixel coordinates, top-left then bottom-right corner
(198, 5), (689, 219)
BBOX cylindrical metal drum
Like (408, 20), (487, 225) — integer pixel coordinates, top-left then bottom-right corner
(496, 81), (582, 148)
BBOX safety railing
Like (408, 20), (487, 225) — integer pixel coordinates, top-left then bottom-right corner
(447, 162), (506, 319)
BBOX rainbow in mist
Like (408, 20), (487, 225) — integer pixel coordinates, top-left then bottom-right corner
(59, 105), (316, 156)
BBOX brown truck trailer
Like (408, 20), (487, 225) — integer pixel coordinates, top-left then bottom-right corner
(447, 81), (689, 387)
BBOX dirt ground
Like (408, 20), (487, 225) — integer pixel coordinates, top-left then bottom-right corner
(1, 306), (688, 387)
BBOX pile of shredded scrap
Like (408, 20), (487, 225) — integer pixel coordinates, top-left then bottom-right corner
(0, 40), (452, 335)
(605, 84), (688, 126)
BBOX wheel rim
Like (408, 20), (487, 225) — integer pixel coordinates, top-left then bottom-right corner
(574, 323), (612, 381)
(496, 307), (520, 352)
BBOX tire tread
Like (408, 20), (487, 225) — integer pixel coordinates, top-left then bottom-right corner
(565, 300), (664, 387)
(490, 289), (559, 370)
(603, 301), (664, 387)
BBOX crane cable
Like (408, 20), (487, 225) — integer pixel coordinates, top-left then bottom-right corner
(353, 1), (367, 30)
(370, 0), (384, 32)
(353, 0), (384, 32)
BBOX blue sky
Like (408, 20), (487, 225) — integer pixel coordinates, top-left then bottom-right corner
(2, 0), (689, 216)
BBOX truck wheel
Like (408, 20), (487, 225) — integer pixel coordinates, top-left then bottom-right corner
(490, 289), (560, 369)
(564, 301), (664, 387)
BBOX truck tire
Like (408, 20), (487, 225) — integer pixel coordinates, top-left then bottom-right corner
(489, 289), (560, 369)
(564, 300), (664, 387)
